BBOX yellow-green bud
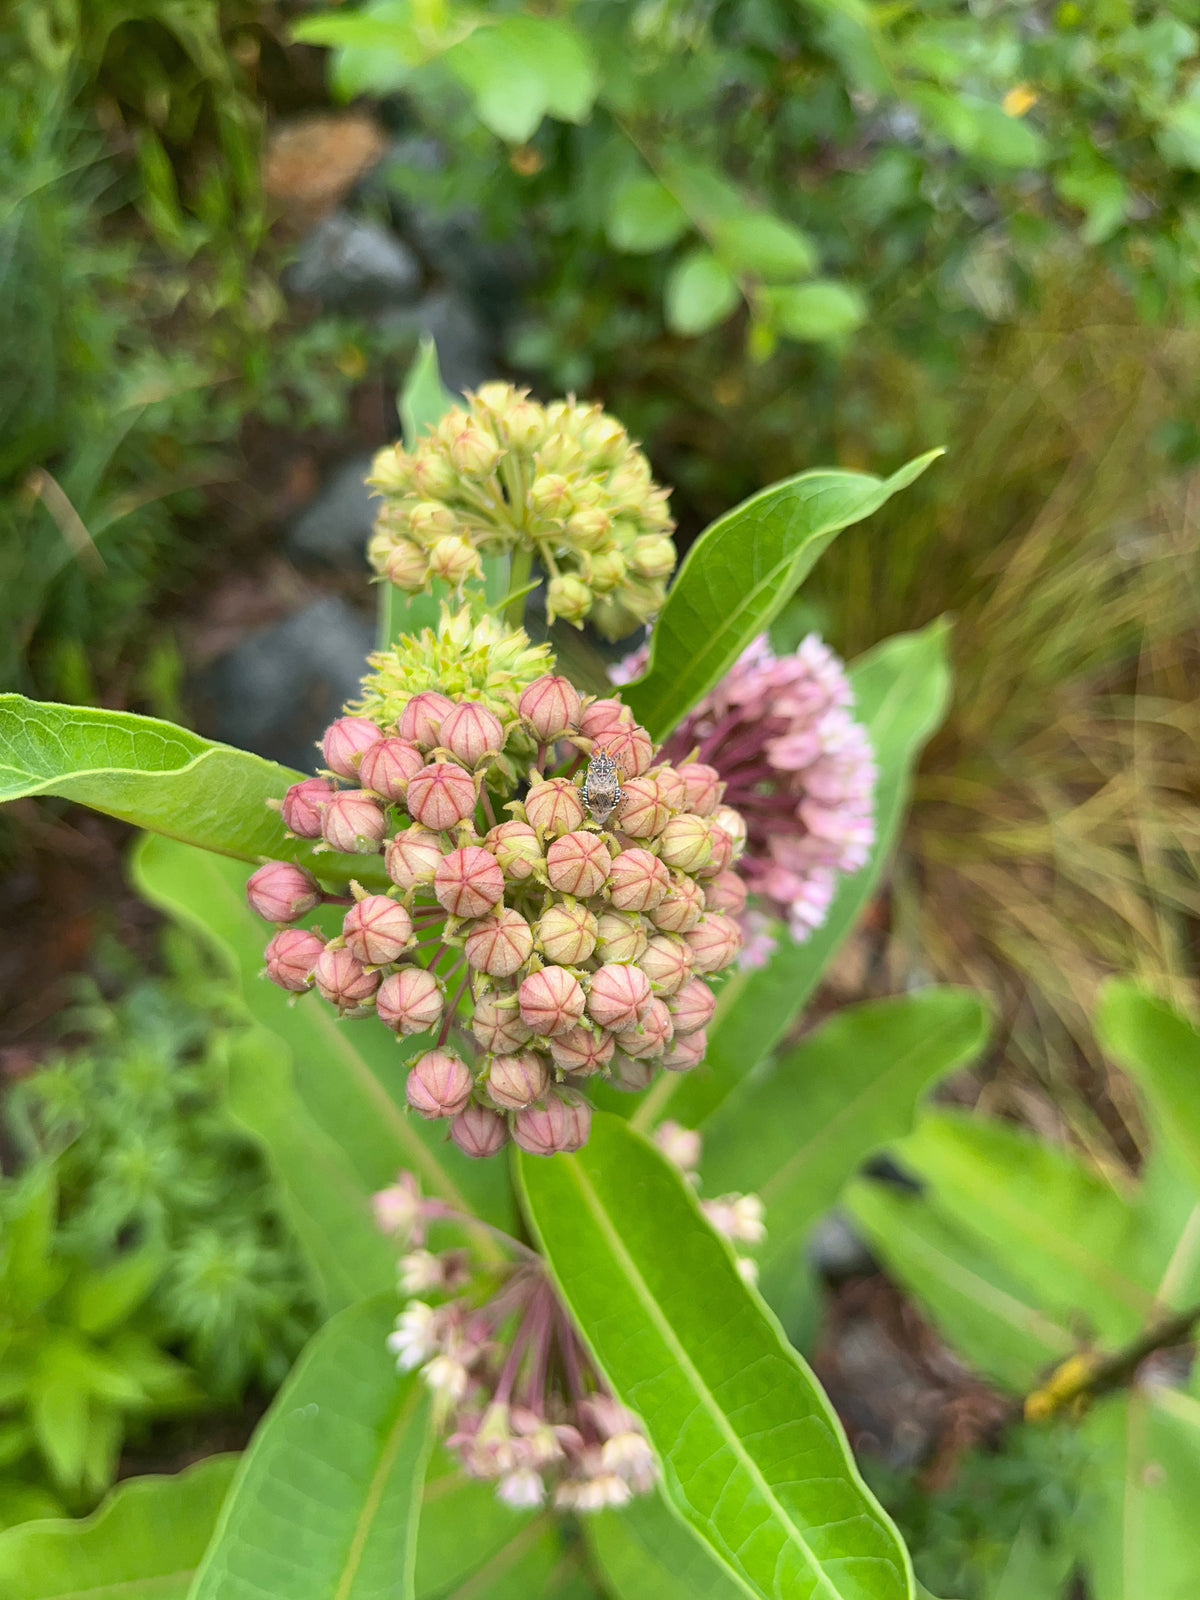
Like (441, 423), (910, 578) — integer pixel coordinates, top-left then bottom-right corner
(529, 473), (573, 520)
(473, 382), (515, 412)
(448, 422), (503, 480)
(368, 444), (415, 494)
(577, 415), (629, 469)
(629, 535), (677, 579)
(502, 398), (546, 452)
(429, 534), (483, 586)
(413, 451), (459, 498)
(384, 539), (431, 592)
(566, 506), (613, 550)
(408, 500), (459, 545)
(587, 548), (627, 594)
(546, 573), (592, 626)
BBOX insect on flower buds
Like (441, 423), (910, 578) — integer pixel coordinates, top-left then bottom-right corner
(377, 966), (444, 1035)
(247, 861), (321, 923)
(343, 896), (415, 966)
(512, 1089), (592, 1156)
(450, 1102), (511, 1159)
(321, 791), (388, 855)
(519, 675), (582, 740)
(281, 777), (335, 838)
(407, 1049), (474, 1119)
(406, 762), (478, 831)
(323, 717), (384, 779)
(264, 928), (326, 991)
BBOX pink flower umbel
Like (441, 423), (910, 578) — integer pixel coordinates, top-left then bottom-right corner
(379, 1181), (659, 1511)
(618, 634), (876, 951)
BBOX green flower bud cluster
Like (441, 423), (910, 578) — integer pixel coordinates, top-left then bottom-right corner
(366, 384), (677, 639)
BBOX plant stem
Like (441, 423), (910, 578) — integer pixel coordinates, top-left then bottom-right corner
(1024, 1298), (1200, 1421)
(505, 547), (534, 629)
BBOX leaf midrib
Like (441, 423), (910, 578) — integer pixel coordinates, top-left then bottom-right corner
(333, 1383), (423, 1600)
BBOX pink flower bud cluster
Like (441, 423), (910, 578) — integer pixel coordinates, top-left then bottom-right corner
(617, 633), (876, 955)
(379, 1179), (658, 1511)
(250, 675), (748, 1156)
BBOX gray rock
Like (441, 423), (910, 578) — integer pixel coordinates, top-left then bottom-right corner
(287, 210), (422, 308)
(204, 597), (375, 773)
(376, 287), (494, 395)
(287, 455), (377, 570)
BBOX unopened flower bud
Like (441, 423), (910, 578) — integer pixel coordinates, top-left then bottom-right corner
(323, 716), (384, 779)
(614, 997), (674, 1059)
(587, 548), (627, 594)
(578, 698), (633, 743)
(705, 869), (747, 914)
(399, 691), (455, 749)
(648, 873), (705, 933)
(594, 910), (648, 963)
(609, 1051), (655, 1092)
(627, 535), (677, 579)
(359, 738), (424, 800)
(321, 790), (388, 854)
(565, 506), (612, 549)
(616, 777), (668, 838)
(701, 825), (735, 878)
(343, 895), (415, 965)
(685, 913), (742, 974)
(528, 472), (572, 519)
(654, 1121), (702, 1173)
(523, 777), (586, 837)
(586, 963), (654, 1032)
(546, 574), (592, 626)
(408, 1049), (474, 1119)
(451, 1102), (510, 1159)
(703, 1193), (766, 1246)
(439, 702), (504, 767)
(448, 422), (502, 479)
(512, 1088), (592, 1156)
(546, 831), (611, 898)
(413, 451), (458, 499)
(247, 861), (321, 923)
(608, 848), (670, 912)
(264, 927), (326, 991)
(677, 763), (723, 816)
(638, 933), (693, 995)
(472, 990), (534, 1053)
(711, 804), (747, 857)
(369, 443), (415, 493)
(407, 762), (478, 830)
(429, 534), (484, 587)
(519, 675), (582, 740)
(536, 902), (598, 966)
(519, 967), (586, 1037)
(435, 846), (506, 918)
(314, 946), (381, 1010)
(663, 1028), (707, 1072)
(464, 908), (535, 977)
(667, 976), (716, 1036)
(384, 539), (431, 592)
(487, 1050), (550, 1111)
(658, 814), (713, 873)
(372, 1172), (421, 1238)
(602, 721), (654, 778)
(549, 1023), (615, 1076)
(408, 500), (459, 543)
(377, 966), (444, 1035)
(652, 765), (687, 810)
(386, 826), (444, 889)
(486, 820), (543, 881)
(281, 777), (335, 838)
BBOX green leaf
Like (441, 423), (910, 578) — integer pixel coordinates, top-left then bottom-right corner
(587, 1490), (747, 1600)
(499, 16), (598, 124)
(0, 1456), (237, 1600)
(0, 695), (381, 886)
(190, 1296), (433, 1600)
(399, 335), (456, 449)
(445, 16), (597, 141)
(606, 175), (690, 253)
(1, 1163), (58, 1312)
(909, 88), (1047, 167)
(622, 458), (942, 742)
(518, 1114), (914, 1600)
(712, 215), (817, 281)
(700, 990), (989, 1301)
(759, 281), (867, 343)
(69, 1245), (164, 1336)
(1097, 982), (1200, 1195)
(1156, 101), (1200, 171)
(664, 248), (740, 336)
(633, 623), (951, 1130)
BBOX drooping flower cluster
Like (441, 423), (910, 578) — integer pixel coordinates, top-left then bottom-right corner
(375, 1176), (658, 1511)
(366, 385), (676, 637)
(248, 610), (747, 1157)
(617, 633), (876, 951)
(653, 1121), (766, 1284)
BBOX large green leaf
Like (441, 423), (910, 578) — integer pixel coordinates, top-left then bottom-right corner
(0, 694), (385, 887)
(190, 1296), (432, 1600)
(700, 990), (989, 1301)
(1097, 982), (1200, 1195)
(518, 1114), (913, 1600)
(133, 834), (516, 1299)
(587, 1490), (747, 1600)
(622, 452), (941, 741)
(0, 1456), (236, 1600)
(632, 622), (951, 1132)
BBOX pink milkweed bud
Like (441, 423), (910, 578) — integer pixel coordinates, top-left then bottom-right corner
(386, 826), (444, 889)
(320, 790), (388, 855)
(603, 721), (654, 778)
(486, 1050), (550, 1111)
(711, 805), (747, 855)
(663, 1029), (707, 1072)
(652, 765), (688, 811)
(439, 702), (505, 767)
(400, 691), (455, 749)
(609, 1051), (655, 1093)
(578, 698), (633, 742)
(377, 966), (444, 1035)
(678, 763), (723, 817)
(407, 1049), (474, 1119)
(608, 848), (670, 912)
(435, 845), (505, 918)
(247, 861), (321, 923)
(472, 991), (534, 1054)
(685, 913), (743, 975)
(314, 946), (381, 1010)
(586, 963), (653, 1032)
(546, 831), (611, 898)
(595, 910), (649, 963)
(264, 928), (326, 991)
(614, 997), (674, 1059)
(451, 1102), (510, 1159)
(518, 967), (586, 1037)
(519, 675), (582, 740)
(536, 903), (598, 966)
(512, 1088), (592, 1156)
(359, 738), (425, 801)
(638, 934), (693, 996)
(704, 870), (747, 915)
(343, 896), (415, 966)
(429, 534), (483, 587)
(667, 976), (717, 1036)
(523, 777), (586, 837)
(485, 820), (543, 881)
(649, 873), (706, 933)
(281, 777), (335, 838)
(658, 814), (713, 874)
(549, 1024), (615, 1076)
(464, 909), (535, 977)
(323, 716), (384, 779)
(406, 762), (478, 830)
(700, 825), (734, 878)
(383, 539), (430, 593)
(616, 777), (668, 839)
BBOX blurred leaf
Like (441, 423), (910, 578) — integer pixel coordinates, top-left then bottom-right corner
(1156, 101), (1200, 170)
(587, 1489), (747, 1600)
(606, 175), (690, 253)
(987, 1517), (1076, 1600)
(0, 1456), (237, 1599)
(637, 623), (952, 1130)
(28, 1372), (90, 1493)
(399, 336), (456, 448)
(191, 1296), (433, 1600)
(759, 281), (867, 342)
(623, 457), (942, 741)
(446, 16), (598, 141)
(1, 1164), (58, 1312)
(910, 88), (1047, 166)
(69, 1246), (163, 1337)
(416, 1457), (542, 1595)
(700, 990), (989, 1301)
(713, 214), (817, 281)
(1056, 167), (1128, 246)
(664, 248), (740, 336)
(518, 1114), (914, 1600)
(1097, 982), (1200, 1194)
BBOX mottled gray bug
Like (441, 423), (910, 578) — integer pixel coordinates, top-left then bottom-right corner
(581, 748), (625, 827)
